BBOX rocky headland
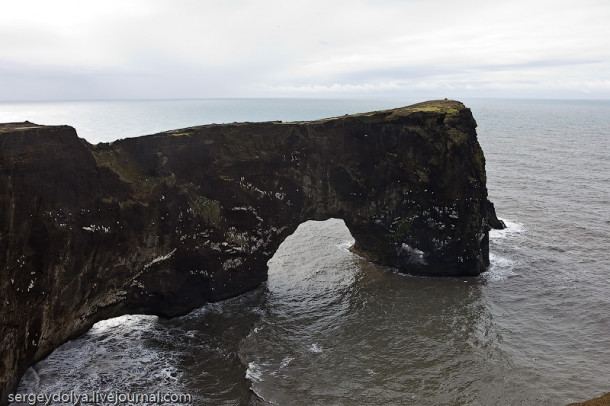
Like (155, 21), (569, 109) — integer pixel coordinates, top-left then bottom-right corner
(0, 100), (504, 403)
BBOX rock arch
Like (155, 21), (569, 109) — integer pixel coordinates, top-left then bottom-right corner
(0, 100), (503, 402)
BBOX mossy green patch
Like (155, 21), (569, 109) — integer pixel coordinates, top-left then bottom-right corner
(409, 106), (459, 114)
(191, 196), (221, 225)
(92, 148), (141, 184)
(394, 216), (414, 237)
(92, 147), (180, 197)
(397, 100), (463, 116)
(472, 144), (485, 169)
(447, 128), (468, 145)
(415, 169), (430, 183)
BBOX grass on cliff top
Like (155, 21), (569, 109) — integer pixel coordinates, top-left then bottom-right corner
(399, 99), (464, 115)
(308, 99), (465, 124)
(134, 99), (466, 137)
(405, 105), (460, 114)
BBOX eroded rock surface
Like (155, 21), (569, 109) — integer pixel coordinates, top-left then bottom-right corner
(0, 100), (503, 402)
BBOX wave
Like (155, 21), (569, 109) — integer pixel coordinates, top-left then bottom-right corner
(482, 252), (517, 282)
(279, 356), (294, 369)
(17, 314), (183, 395)
(246, 361), (264, 383)
(308, 343), (323, 353)
(490, 218), (525, 240)
(335, 239), (355, 252)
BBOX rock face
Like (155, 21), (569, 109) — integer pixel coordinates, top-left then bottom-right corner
(0, 100), (503, 402)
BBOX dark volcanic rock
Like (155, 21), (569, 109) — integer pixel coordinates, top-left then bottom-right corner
(0, 100), (503, 403)
(568, 392), (610, 406)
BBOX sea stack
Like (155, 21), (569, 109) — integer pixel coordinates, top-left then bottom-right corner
(0, 100), (503, 403)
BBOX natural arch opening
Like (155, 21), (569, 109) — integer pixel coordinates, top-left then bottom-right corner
(266, 218), (357, 298)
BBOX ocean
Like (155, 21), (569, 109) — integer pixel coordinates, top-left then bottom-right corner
(2, 98), (609, 405)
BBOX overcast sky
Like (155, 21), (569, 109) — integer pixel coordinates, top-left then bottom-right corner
(1, 0), (609, 100)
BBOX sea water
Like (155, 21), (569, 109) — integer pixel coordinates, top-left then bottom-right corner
(3, 98), (609, 405)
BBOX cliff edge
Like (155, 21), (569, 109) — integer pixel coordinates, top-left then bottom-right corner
(0, 100), (503, 402)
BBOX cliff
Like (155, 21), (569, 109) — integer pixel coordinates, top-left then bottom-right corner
(0, 100), (503, 402)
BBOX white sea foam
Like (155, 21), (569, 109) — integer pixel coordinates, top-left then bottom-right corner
(90, 314), (157, 334)
(490, 219), (525, 240)
(246, 361), (264, 383)
(482, 252), (517, 282)
(308, 343), (323, 353)
(336, 239), (355, 252)
(16, 311), (185, 396)
(279, 356), (294, 369)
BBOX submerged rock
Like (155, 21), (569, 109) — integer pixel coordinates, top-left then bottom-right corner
(568, 392), (610, 406)
(0, 100), (503, 403)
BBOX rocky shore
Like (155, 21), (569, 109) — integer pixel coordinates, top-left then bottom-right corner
(569, 393), (610, 405)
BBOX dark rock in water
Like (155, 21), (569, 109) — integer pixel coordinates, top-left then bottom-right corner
(568, 392), (610, 406)
(0, 100), (503, 403)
